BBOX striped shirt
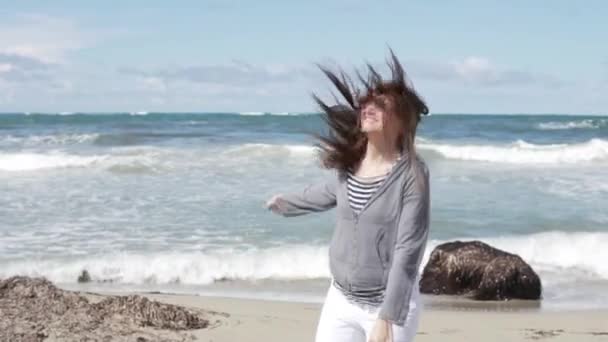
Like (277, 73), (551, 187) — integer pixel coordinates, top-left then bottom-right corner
(333, 278), (385, 307)
(335, 171), (389, 306)
(346, 172), (387, 215)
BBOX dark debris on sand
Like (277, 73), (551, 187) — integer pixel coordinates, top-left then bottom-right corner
(0, 276), (216, 342)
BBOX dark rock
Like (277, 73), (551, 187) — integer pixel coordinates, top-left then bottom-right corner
(420, 240), (542, 300)
(77, 269), (91, 283)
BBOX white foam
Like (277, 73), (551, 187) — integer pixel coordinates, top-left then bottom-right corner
(537, 119), (606, 130)
(238, 111), (267, 116)
(0, 148), (173, 172)
(237, 111), (310, 116)
(224, 143), (318, 158)
(0, 245), (330, 285)
(0, 152), (106, 171)
(0, 143), (319, 173)
(419, 138), (608, 164)
(2, 231), (607, 286)
(0, 133), (99, 147)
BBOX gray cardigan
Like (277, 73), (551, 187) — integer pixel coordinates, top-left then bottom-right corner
(273, 153), (430, 326)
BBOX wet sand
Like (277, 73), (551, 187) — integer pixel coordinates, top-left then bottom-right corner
(92, 292), (608, 342)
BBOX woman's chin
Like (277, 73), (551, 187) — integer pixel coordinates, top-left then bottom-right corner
(362, 126), (383, 134)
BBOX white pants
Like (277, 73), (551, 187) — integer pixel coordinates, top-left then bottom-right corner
(315, 280), (421, 342)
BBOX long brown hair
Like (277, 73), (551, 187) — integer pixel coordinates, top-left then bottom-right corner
(312, 49), (429, 174)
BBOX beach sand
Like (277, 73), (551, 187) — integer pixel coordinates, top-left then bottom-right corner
(83, 291), (608, 342)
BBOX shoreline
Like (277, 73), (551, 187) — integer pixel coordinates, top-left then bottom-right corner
(68, 282), (606, 313)
(83, 290), (608, 341)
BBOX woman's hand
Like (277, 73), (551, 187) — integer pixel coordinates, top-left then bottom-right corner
(368, 318), (393, 342)
(265, 194), (287, 214)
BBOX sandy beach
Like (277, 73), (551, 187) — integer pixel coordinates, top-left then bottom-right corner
(83, 290), (608, 342)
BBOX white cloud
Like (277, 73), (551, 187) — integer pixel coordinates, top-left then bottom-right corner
(0, 13), (110, 107)
(138, 76), (167, 92)
(0, 14), (87, 63)
(120, 61), (317, 87)
(410, 56), (565, 88)
(452, 56), (495, 81)
(0, 63), (14, 73)
(0, 53), (54, 84)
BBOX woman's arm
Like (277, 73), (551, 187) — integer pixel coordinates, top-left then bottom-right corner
(266, 174), (338, 217)
(378, 164), (430, 326)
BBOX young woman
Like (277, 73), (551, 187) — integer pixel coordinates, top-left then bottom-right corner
(266, 50), (430, 342)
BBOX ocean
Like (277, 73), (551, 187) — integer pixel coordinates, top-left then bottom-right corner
(1, 112), (607, 311)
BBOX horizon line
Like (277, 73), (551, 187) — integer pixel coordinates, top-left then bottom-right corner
(0, 111), (607, 116)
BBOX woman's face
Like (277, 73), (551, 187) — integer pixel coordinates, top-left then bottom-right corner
(360, 101), (386, 133)
(360, 95), (397, 134)
(360, 96), (405, 148)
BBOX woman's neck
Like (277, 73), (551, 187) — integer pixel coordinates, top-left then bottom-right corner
(364, 132), (400, 163)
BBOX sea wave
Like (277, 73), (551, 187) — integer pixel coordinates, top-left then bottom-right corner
(0, 131), (215, 148)
(0, 149), (172, 173)
(213, 140), (608, 166)
(237, 111), (313, 116)
(223, 143), (317, 158)
(4, 137), (607, 173)
(418, 138), (608, 164)
(2, 231), (606, 285)
(0, 245), (330, 285)
(0, 152), (106, 171)
(537, 119), (607, 130)
(0, 133), (99, 147)
(0, 144), (317, 172)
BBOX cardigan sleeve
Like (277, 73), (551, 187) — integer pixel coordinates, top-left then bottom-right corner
(273, 174), (338, 216)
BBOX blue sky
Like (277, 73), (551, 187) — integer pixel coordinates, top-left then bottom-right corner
(0, 0), (606, 114)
